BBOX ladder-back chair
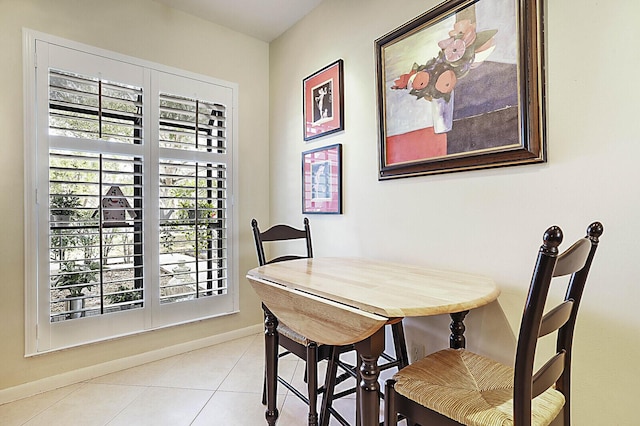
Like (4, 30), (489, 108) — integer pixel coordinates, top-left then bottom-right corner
(384, 222), (603, 426)
(252, 218), (410, 426)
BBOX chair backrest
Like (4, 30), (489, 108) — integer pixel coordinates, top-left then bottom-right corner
(251, 218), (313, 266)
(514, 222), (603, 425)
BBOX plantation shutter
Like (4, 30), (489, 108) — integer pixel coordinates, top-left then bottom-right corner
(156, 91), (229, 306)
(27, 37), (237, 353)
(49, 151), (144, 321)
(47, 63), (145, 322)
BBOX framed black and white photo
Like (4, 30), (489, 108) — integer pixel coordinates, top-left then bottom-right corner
(303, 60), (344, 141)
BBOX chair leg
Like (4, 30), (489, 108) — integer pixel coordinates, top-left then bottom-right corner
(384, 379), (397, 426)
(559, 370), (571, 426)
(307, 342), (319, 426)
(356, 354), (362, 426)
(391, 321), (409, 369)
(319, 346), (340, 426)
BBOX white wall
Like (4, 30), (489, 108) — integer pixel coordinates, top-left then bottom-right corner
(269, 0), (640, 423)
(0, 0), (267, 396)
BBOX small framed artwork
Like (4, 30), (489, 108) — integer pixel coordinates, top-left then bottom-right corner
(302, 144), (342, 214)
(375, 0), (546, 179)
(303, 59), (344, 141)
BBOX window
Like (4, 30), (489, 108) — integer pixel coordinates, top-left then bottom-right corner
(24, 32), (238, 354)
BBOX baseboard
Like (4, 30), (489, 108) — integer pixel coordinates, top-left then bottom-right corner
(0, 323), (263, 405)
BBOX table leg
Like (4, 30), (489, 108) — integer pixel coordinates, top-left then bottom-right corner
(449, 310), (469, 349)
(264, 305), (279, 425)
(354, 327), (385, 426)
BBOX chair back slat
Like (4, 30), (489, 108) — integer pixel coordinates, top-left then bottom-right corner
(538, 300), (574, 338)
(553, 238), (591, 277)
(532, 350), (566, 399)
(260, 224), (308, 242)
(251, 218), (313, 266)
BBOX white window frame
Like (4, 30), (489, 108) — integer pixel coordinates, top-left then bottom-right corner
(23, 29), (239, 355)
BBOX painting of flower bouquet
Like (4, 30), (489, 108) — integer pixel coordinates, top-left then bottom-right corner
(391, 19), (497, 105)
(375, 0), (546, 179)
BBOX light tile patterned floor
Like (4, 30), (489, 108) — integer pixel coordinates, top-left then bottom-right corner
(0, 333), (405, 425)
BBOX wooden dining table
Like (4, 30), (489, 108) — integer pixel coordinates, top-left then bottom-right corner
(246, 257), (500, 426)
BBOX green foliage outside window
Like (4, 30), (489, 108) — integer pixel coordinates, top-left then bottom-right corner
(53, 260), (100, 298)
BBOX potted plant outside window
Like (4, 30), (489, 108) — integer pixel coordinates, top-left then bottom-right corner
(50, 193), (82, 223)
(54, 261), (100, 318)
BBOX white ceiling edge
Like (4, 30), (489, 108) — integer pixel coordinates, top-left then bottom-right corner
(153, 0), (323, 42)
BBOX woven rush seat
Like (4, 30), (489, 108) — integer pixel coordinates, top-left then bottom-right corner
(277, 322), (312, 345)
(393, 348), (565, 426)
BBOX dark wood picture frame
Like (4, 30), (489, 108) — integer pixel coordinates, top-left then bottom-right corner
(303, 59), (344, 141)
(375, 0), (546, 179)
(302, 144), (342, 214)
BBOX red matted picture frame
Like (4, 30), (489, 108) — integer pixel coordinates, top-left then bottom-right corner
(303, 59), (344, 141)
(302, 144), (342, 214)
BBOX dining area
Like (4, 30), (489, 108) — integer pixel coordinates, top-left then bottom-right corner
(246, 218), (603, 426)
(0, 0), (633, 423)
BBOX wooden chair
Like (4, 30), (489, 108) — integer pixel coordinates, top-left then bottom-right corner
(384, 222), (603, 426)
(252, 218), (352, 425)
(251, 218), (409, 426)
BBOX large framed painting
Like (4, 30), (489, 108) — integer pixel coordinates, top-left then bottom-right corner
(375, 0), (546, 179)
(303, 60), (344, 141)
(302, 144), (342, 214)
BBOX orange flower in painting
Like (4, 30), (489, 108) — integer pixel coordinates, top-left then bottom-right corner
(410, 71), (430, 90)
(435, 70), (457, 94)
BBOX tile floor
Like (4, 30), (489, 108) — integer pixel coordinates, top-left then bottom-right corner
(0, 333), (404, 425)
